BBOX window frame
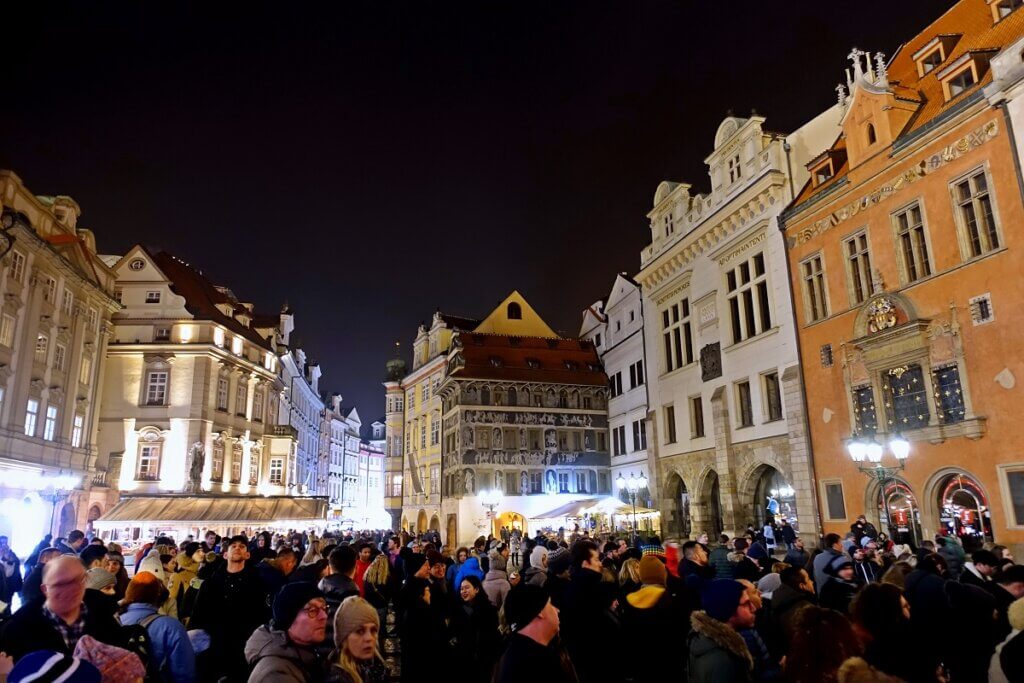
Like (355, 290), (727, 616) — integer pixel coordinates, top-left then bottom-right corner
(891, 200), (933, 285)
(735, 380), (754, 428)
(726, 252), (772, 344)
(664, 404), (677, 444)
(821, 479), (848, 522)
(136, 442), (162, 481)
(661, 299), (694, 373)
(690, 395), (705, 438)
(762, 371), (783, 422)
(43, 405), (58, 441)
(24, 398), (39, 437)
(799, 252), (830, 323)
(145, 370), (169, 406)
(842, 228), (875, 305)
(951, 165), (1003, 261)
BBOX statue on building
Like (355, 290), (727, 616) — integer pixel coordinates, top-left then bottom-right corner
(494, 470), (503, 492)
(465, 469), (475, 494)
(185, 441), (205, 493)
(520, 471), (529, 494)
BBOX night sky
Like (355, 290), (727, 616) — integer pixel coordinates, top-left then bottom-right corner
(3, 1), (951, 424)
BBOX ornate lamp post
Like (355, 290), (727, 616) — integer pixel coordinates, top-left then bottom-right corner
(480, 488), (503, 537)
(846, 433), (911, 488)
(617, 472), (648, 543)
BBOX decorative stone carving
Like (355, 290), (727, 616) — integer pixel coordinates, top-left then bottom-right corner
(185, 441), (205, 493)
(866, 297), (897, 333)
(700, 343), (722, 382)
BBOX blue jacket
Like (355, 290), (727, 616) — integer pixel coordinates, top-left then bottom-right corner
(120, 603), (197, 683)
(445, 559), (464, 590)
(453, 556), (485, 590)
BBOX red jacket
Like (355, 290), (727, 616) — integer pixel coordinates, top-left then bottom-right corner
(354, 559), (371, 596)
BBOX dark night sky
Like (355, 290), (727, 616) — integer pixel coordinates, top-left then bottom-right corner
(3, 1), (951, 423)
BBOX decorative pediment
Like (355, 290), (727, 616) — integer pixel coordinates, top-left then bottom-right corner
(852, 292), (919, 339)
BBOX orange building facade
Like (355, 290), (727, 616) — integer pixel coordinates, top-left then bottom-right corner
(782, 0), (1024, 555)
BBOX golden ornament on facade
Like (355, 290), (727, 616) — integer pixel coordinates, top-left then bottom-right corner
(867, 297), (897, 334)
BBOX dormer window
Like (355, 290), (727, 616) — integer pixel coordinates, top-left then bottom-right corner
(663, 213), (674, 237)
(728, 154), (742, 183)
(920, 49), (944, 74)
(507, 302), (522, 319)
(913, 34), (961, 76)
(990, 0), (1023, 22)
(812, 159), (835, 186)
(947, 68), (977, 97)
(937, 51), (994, 101)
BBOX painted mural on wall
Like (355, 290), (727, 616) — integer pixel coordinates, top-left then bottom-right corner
(443, 449), (610, 471)
(462, 410), (603, 428)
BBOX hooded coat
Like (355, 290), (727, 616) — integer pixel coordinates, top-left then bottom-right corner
(482, 565), (511, 611)
(688, 611), (754, 683)
(620, 585), (690, 683)
(453, 556), (484, 590)
(244, 625), (325, 683)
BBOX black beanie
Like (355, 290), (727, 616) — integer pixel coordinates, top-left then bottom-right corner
(504, 584), (549, 632)
(272, 582), (324, 630)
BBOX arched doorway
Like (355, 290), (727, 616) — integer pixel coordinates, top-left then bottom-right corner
(401, 516), (409, 532)
(429, 514), (440, 531)
(416, 510), (428, 533)
(494, 511), (526, 538)
(935, 471), (993, 550)
(446, 514), (458, 548)
(750, 466), (800, 533)
(877, 479), (922, 546)
(702, 470), (723, 537)
(664, 473), (691, 540)
(58, 502), (76, 538)
(86, 504), (102, 536)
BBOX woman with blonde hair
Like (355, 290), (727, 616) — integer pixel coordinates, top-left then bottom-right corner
(618, 557), (642, 597)
(362, 554), (393, 650)
(328, 596), (388, 683)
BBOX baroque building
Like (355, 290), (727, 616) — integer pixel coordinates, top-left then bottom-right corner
(636, 106), (840, 544)
(782, 0), (1024, 555)
(383, 311), (478, 534)
(0, 171), (119, 554)
(580, 275), (655, 512)
(93, 246), (319, 541)
(438, 292), (611, 546)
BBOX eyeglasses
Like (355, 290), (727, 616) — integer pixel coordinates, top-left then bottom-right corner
(303, 601), (328, 618)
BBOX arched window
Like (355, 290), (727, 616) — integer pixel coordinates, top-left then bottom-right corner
(866, 123), (877, 145)
(508, 387), (517, 406)
(480, 386), (491, 405)
(558, 390), (569, 408)
(507, 302), (522, 320)
(136, 428), (163, 481)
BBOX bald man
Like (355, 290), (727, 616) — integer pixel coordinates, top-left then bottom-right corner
(0, 555), (124, 661)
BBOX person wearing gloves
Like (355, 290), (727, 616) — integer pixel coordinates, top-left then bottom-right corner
(245, 582), (328, 683)
(119, 571), (197, 683)
(327, 596), (387, 683)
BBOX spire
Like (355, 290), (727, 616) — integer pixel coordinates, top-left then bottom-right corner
(874, 52), (889, 88)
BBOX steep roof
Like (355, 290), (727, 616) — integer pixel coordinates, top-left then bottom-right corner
(473, 291), (559, 338)
(450, 333), (606, 386)
(147, 249), (276, 351)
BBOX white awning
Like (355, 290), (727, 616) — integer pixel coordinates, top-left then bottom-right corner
(95, 495), (328, 526)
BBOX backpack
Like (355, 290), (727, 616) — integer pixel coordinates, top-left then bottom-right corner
(121, 612), (164, 681)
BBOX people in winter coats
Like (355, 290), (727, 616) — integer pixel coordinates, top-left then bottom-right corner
(620, 556), (691, 683)
(399, 577), (451, 682)
(482, 551), (512, 611)
(451, 575), (501, 683)
(327, 596), (388, 683)
(689, 579), (756, 683)
(120, 571), (197, 683)
(493, 584), (577, 683)
(820, 555), (859, 614)
(245, 582), (328, 683)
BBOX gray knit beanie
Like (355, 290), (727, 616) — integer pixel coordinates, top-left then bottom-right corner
(333, 596), (380, 649)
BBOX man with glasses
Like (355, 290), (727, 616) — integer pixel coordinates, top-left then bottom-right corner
(0, 555), (123, 661)
(688, 579), (757, 683)
(245, 582), (328, 682)
(190, 535), (269, 682)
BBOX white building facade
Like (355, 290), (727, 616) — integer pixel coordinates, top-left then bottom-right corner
(276, 316), (328, 497)
(580, 275), (653, 511)
(637, 110), (840, 544)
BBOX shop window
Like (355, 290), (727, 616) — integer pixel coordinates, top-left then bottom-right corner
(884, 364), (930, 430)
(853, 386), (878, 434)
(933, 365), (966, 424)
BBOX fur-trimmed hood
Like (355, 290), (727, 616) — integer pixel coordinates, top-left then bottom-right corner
(689, 611), (753, 670)
(838, 657), (906, 683)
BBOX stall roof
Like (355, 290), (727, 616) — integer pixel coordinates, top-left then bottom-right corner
(531, 496), (660, 520)
(530, 497), (604, 520)
(95, 495), (328, 525)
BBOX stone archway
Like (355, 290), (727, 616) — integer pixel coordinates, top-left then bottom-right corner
(869, 478), (923, 547)
(662, 471), (692, 540)
(429, 514), (440, 531)
(743, 464), (800, 533)
(924, 468), (994, 550)
(58, 502), (76, 538)
(446, 514), (458, 548)
(416, 510), (428, 533)
(697, 470), (723, 537)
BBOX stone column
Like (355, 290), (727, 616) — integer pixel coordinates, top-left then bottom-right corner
(710, 386), (742, 537)
(782, 364), (822, 544)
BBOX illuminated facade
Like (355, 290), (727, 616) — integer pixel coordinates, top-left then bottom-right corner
(0, 171), (119, 555)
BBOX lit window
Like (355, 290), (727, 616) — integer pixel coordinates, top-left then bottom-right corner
(145, 371), (168, 405)
(801, 254), (829, 322)
(217, 377), (229, 410)
(253, 388), (265, 422)
(71, 414), (84, 448)
(54, 344), (66, 372)
(884, 364), (929, 429)
(34, 334), (48, 363)
(9, 252), (25, 283)
(24, 399), (39, 437)
(727, 252), (772, 342)
(0, 314), (15, 348)
(231, 445), (242, 483)
(249, 456), (259, 486)
(43, 277), (57, 303)
(236, 382), (248, 416)
(844, 231), (875, 305)
(893, 203), (932, 283)
(955, 169), (1000, 257)
(212, 443), (225, 481)
(145, 291), (161, 304)
(934, 365), (966, 424)
(213, 328), (225, 347)
(232, 336), (244, 355)
(136, 443), (161, 480)
(154, 327), (171, 341)
(43, 405), (58, 441)
(853, 386), (878, 434)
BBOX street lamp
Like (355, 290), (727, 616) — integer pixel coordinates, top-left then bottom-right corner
(617, 472), (648, 543)
(846, 433), (911, 486)
(480, 488), (503, 537)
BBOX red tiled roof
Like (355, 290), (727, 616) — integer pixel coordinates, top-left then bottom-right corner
(148, 249), (276, 351)
(450, 333), (607, 386)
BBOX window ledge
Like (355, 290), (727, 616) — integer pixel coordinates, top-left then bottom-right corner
(906, 417), (987, 444)
(763, 417), (785, 425)
(724, 326), (780, 354)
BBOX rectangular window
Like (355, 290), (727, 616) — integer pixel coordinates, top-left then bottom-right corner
(10, 251), (25, 283)
(146, 371), (168, 405)
(629, 360), (645, 389)
(934, 365), (966, 424)
(690, 396), (705, 438)
(54, 344), (66, 372)
(212, 444), (224, 481)
(71, 414), (84, 448)
(430, 465), (440, 494)
(955, 170), (999, 258)
(43, 405), (58, 441)
(609, 372), (623, 398)
(894, 203), (931, 283)
(662, 299), (693, 372)
(728, 154), (742, 183)
(431, 416), (440, 445)
(597, 430), (607, 451)
(231, 453), (242, 483)
(575, 471), (587, 493)
(853, 386), (878, 434)
(763, 372), (783, 421)
(43, 277), (57, 303)
(664, 405), (677, 444)
(217, 378), (229, 411)
(391, 476), (402, 497)
(235, 382), (248, 416)
(946, 66), (977, 98)
(531, 471), (543, 494)
(824, 482), (847, 521)
(24, 399), (39, 436)
(252, 389), (265, 422)
(79, 355), (92, 385)
(0, 314), (15, 347)
(919, 47), (943, 75)
(420, 422), (427, 449)
(632, 419), (647, 451)
(34, 334), (48, 363)
(249, 456), (259, 486)
(844, 231), (874, 304)
(727, 253), (771, 342)
(137, 444), (161, 480)
(87, 308), (98, 331)
(613, 425), (626, 456)
(886, 364), (930, 429)
(145, 291), (161, 304)
(63, 290), (74, 315)
(154, 327), (171, 341)
(801, 254), (829, 322)
(736, 380), (753, 427)
(558, 472), (570, 493)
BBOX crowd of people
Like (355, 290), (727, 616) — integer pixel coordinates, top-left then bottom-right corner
(0, 516), (1021, 683)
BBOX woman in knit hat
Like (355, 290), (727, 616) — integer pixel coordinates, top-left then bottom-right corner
(327, 596), (387, 683)
(103, 552), (129, 601)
